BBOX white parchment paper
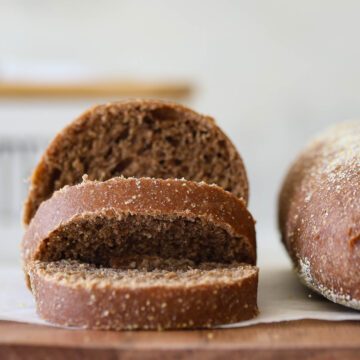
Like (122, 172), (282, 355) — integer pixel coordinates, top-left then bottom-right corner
(1, 228), (359, 328)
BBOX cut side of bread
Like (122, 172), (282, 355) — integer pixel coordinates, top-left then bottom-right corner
(22, 177), (256, 269)
(29, 259), (258, 330)
(24, 99), (249, 224)
(23, 177), (258, 329)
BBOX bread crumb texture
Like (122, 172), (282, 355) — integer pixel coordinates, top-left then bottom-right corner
(31, 259), (256, 288)
(24, 99), (249, 224)
(23, 177), (256, 267)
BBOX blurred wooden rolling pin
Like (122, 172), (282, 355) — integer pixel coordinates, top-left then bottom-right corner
(0, 81), (192, 99)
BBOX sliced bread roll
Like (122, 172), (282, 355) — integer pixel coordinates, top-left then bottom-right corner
(23, 177), (258, 329)
(22, 177), (256, 268)
(279, 121), (360, 310)
(24, 99), (248, 224)
(29, 259), (258, 330)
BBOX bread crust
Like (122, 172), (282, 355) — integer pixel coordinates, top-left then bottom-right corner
(22, 177), (256, 268)
(279, 121), (360, 309)
(29, 261), (258, 330)
(23, 99), (249, 225)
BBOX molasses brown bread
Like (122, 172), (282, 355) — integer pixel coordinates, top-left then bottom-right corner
(29, 259), (258, 330)
(23, 177), (258, 329)
(24, 99), (249, 224)
(279, 121), (360, 310)
(22, 177), (256, 269)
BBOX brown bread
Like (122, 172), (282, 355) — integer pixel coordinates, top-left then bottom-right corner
(22, 177), (256, 269)
(29, 259), (258, 330)
(279, 121), (360, 310)
(23, 177), (258, 329)
(23, 99), (249, 224)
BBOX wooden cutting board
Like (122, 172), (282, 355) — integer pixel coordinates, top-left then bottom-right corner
(0, 319), (359, 359)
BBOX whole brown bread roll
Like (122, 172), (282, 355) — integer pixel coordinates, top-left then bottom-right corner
(279, 121), (360, 310)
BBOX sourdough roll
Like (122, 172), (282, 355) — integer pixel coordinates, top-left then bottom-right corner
(23, 177), (258, 329)
(279, 121), (360, 309)
(24, 99), (249, 224)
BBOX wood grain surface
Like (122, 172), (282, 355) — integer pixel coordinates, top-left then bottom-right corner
(0, 320), (359, 359)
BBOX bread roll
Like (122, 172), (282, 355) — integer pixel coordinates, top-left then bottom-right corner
(24, 99), (248, 224)
(279, 121), (360, 309)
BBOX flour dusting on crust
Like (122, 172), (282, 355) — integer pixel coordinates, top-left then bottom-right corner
(298, 257), (360, 310)
(279, 121), (360, 311)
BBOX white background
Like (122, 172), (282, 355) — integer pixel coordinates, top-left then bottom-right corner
(1, 0), (360, 264)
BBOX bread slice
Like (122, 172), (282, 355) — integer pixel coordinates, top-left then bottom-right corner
(279, 121), (360, 310)
(24, 99), (249, 224)
(28, 259), (258, 330)
(22, 177), (256, 270)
